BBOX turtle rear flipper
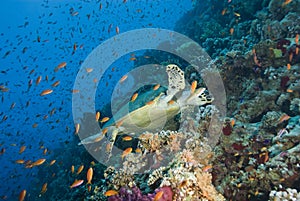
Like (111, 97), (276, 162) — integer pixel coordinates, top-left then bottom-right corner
(103, 127), (119, 161)
(78, 133), (104, 145)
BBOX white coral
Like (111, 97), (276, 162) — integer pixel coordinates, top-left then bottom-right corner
(269, 188), (300, 201)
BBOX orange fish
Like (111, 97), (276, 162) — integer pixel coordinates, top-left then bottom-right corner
(154, 191), (164, 201)
(287, 63), (291, 70)
(70, 180), (84, 188)
(71, 165), (75, 174)
(121, 147), (132, 159)
(153, 84), (160, 91)
(122, 136), (132, 141)
(15, 159), (25, 164)
(279, 114), (290, 123)
(40, 183), (47, 194)
(40, 89), (53, 96)
(289, 52), (293, 62)
(119, 75), (128, 83)
(95, 111), (100, 121)
(102, 127), (108, 135)
(55, 62), (67, 72)
(51, 81), (60, 87)
(43, 148), (48, 155)
(77, 165), (84, 175)
(146, 100), (155, 105)
(115, 26), (119, 34)
(167, 100), (175, 105)
(296, 34), (299, 44)
(19, 190), (26, 201)
(73, 43), (77, 51)
(86, 68), (93, 73)
(19, 146), (26, 154)
(93, 135), (103, 143)
(86, 167), (93, 184)
(286, 89), (293, 93)
(100, 117), (110, 123)
(190, 80), (197, 93)
(129, 57), (137, 61)
(230, 119), (235, 127)
(75, 123), (80, 134)
(105, 142), (112, 153)
(135, 148), (142, 153)
(72, 89), (80, 93)
(131, 93), (138, 102)
(221, 8), (227, 15)
(202, 165), (213, 172)
(230, 28), (234, 35)
(36, 76), (42, 85)
(49, 160), (56, 166)
(32, 158), (46, 166)
(282, 0), (292, 6)
(116, 120), (124, 128)
(104, 190), (118, 196)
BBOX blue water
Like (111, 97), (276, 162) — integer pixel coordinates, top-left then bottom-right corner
(0, 0), (194, 200)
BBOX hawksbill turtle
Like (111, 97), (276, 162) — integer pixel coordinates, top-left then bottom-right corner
(78, 64), (213, 159)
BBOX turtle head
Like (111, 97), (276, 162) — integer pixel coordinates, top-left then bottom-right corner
(185, 88), (214, 106)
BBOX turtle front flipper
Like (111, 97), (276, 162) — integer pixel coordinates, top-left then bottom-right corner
(183, 88), (214, 106)
(163, 64), (185, 103)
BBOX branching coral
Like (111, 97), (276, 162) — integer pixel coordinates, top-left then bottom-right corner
(160, 163), (225, 201)
(104, 166), (135, 190)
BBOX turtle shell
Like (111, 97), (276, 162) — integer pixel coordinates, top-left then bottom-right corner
(104, 85), (180, 134)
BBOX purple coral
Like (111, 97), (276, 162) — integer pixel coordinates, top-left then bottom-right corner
(154, 186), (173, 201)
(108, 186), (152, 201)
(222, 124), (233, 136)
(107, 186), (173, 201)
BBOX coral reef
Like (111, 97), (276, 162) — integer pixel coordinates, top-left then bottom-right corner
(92, 122), (224, 201)
(29, 1), (300, 201)
(269, 188), (300, 201)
